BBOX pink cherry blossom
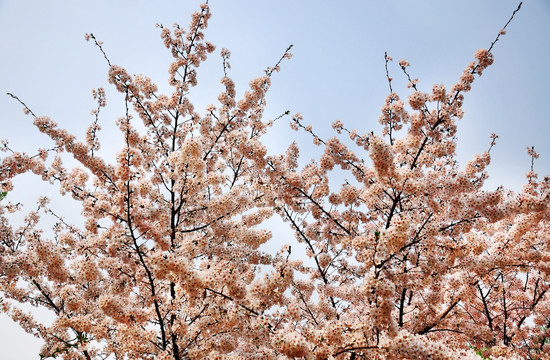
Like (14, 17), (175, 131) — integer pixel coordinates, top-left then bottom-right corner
(1, 2), (545, 360)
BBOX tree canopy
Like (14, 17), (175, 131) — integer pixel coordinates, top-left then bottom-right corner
(2, 2), (549, 360)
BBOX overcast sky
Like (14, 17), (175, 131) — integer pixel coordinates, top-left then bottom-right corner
(1, 1), (549, 358)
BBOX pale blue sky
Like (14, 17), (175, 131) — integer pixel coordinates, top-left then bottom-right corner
(1, 1), (549, 358)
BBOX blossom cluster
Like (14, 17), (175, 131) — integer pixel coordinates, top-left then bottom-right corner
(2, 2), (547, 360)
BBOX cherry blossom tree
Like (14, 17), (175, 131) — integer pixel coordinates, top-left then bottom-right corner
(2, 2), (549, 360)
